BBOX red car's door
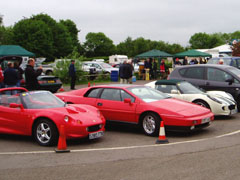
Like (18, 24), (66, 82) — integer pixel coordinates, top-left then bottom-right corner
(0, 98), (28, 135)
(95, 88), (137, 123)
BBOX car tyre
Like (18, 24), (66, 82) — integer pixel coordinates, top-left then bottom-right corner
(142, 112), (160, 136)
(193, 100), (210, 109)
(33, 119), (59, 146)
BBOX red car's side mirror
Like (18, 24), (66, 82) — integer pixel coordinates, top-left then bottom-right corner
(124, 98), (132, 104)
(9, 103), (24, 110)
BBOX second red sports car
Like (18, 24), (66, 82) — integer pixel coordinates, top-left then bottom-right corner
(56, 85), (214, 136)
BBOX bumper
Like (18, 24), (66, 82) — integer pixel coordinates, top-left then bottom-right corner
(165, 122), (211, 132)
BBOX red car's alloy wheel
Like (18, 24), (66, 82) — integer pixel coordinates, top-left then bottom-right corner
(142, 113), (160, 136)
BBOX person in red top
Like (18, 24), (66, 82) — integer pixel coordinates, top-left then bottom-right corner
(0, 65), (4, 88)
(160, 59), (167, 79)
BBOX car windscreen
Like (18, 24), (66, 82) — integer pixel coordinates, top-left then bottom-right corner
(21, 91), (65, 109)
(127, 86), (170, 103)
(177, 82), (203, 94)
(100, 63), (112, 68)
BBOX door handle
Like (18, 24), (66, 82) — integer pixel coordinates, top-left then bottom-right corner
(97, 102), (102, 106)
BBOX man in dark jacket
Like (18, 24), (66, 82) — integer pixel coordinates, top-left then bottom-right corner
(25, 58), (42, 91)
(69, 60), (76, 90)
(119, 60), (132, 84)
(4, 62), (18, 88)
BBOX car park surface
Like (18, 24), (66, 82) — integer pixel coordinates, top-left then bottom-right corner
(0, 87), (105, 146)
(145, 79), (237, 116)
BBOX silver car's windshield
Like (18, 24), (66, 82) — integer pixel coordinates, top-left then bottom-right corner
(21, 91), (65, 109)
(128, 86), (170, 102)
(178, 82), (203, 94)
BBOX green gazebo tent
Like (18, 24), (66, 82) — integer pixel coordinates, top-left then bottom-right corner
(174, 49), (212, 58)
(136, 49), (173, 58)
(0, 45), (35, 57)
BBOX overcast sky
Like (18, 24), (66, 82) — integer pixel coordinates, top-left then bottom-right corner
(1, 0), (240, 46)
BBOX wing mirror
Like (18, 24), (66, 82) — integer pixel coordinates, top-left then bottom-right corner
(124, 98), (132, 104)
(226, 78), (234, 85)
(9, 103), (24, 110)
(171, 89), (179, 94)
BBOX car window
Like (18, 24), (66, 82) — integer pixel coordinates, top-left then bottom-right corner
(181, 67), (204, 79)
(0, 94), (21, 107)
(100, 88), (121, 101)
(85, 88), (102, 98)
(120, 90), (135, 102)
(207, 68), (232, 82)
(156, 85), (177, 93)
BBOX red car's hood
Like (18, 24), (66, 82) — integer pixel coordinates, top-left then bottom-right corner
(149, 98), (210, 116)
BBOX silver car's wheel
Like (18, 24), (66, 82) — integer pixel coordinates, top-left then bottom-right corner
(34, 119), (58, 146)
(142, 113), (160, 136)
(194, 100), (210, 109)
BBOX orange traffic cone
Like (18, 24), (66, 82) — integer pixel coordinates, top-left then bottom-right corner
(88, 82), (91, 87)
(156, 121), (169, 144)
(55, 125), (70, 153)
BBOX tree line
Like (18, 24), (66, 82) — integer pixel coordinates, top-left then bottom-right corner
(1, 13), (240, 61)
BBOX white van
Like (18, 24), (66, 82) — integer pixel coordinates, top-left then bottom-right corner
(109, 55), (128, 65)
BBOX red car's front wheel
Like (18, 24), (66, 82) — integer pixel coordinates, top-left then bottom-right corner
(142, 113), (160, 136)
(33, 119), (58, 146)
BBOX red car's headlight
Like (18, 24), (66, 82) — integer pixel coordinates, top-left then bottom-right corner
(64, 116), (69, 122)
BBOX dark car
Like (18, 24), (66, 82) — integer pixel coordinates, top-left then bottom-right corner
(207, 57), (240, 69)
(168, 64), (240, 109)
(0, 56), (62, 93)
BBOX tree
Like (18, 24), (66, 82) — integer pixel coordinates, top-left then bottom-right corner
(12, 18), (54, 59)
(189, 33), (211, 49)
(84, 32), (115, 57)
(32, 14), (74, 59)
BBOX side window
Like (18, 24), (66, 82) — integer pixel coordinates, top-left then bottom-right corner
(181, 67), (204, 79)
(156, 85), (177, 93)
(0, 94), (21, 107)
(85, 88), (102, 98)
(120, 90), (135, 102)
(100, 89), (121, 101)
(207, 68), (232, 82)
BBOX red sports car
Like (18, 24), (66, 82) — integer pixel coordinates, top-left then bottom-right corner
(56, 85), (214, 136)
(0, 87), (105, 146)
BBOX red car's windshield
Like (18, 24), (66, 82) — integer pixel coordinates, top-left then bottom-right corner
(21, 91), (65, 109)
(127, 86), (170, 103)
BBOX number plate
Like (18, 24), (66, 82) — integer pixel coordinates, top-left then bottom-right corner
(48, 80), (55, 83)
(89, 131), (104, 140)
(201, 117), (210, 124)
(231, 109), (237, 115)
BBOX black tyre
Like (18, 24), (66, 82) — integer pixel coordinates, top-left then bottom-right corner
(193, 100), (210, 109)
(142, 112), (160, 136)
(33, 119), (58, 146)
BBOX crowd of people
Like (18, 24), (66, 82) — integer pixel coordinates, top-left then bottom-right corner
(174, 56), (207, 66)
(0, 58), (43, 92)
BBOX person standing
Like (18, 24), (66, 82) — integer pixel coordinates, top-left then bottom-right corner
(14, 62), (24, 87)
(183, 56), (188, 65)
(0, 65), (4, 88)
(152, 59), (158, 79)
(69, 60), (76, 90)
(160, 59), (167, 79)
(25, 58), (43, 91)
(119, 61), (128, 84)
(3, 62), (18, 88)
(126, 60), (134, 84)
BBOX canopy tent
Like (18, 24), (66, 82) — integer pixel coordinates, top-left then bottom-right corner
(174, 49), (212, 58)
(0, 45), (35, 57)
(135, 49), (173, 58)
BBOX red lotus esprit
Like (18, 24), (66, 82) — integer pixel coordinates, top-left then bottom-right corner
(56, 85), (214, 136)
(0, 87), (105, 146)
